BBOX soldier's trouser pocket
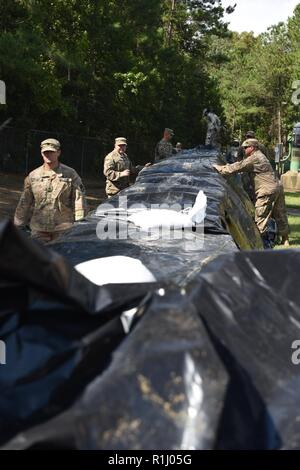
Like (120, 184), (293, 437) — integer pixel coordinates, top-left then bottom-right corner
(272, 185), (289, 236)
(255, 194), (276, 234)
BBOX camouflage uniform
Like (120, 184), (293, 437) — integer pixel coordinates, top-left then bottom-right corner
(236, 140), (269, 202)
(103, 149), (142, 197)
(154, 139), (174, 162)
(204, 112), (221, 147)
(14, 163), (87, 242)
(237, 142), (268, 162)
(217, 149), (289, 236)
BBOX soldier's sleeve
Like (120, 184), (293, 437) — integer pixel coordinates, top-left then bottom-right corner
(154, 142), (165, 162)
(72, 173), (88, 221)
(103, 154), (122, 181)
(218, 157), (254, 176)
(14, 176), (34, 227)
(156, 141), (168, 160)
(162, 142), (171, 159)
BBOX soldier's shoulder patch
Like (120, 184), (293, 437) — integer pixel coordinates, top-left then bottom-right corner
(105, 151), (115, 160)
(59, 177), (72, 182)
(30, 177), (43, 182)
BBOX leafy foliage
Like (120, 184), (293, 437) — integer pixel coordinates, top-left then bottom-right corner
(206, 3), (300, 147)
(0, 0), (233, 162)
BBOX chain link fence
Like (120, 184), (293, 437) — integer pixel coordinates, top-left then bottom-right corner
(0, 127), (106, 178)
(0, 126), (155, 180)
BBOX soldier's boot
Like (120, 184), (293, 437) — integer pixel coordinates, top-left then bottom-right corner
(262, 233), (272, 249)
(281, 235), (290, 247)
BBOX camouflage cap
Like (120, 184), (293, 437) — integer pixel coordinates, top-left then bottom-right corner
(115, 137), (127, 145)
(245, 130), (255, 138)
(164, 128), (174, 136)
(242, 138), (259, 148)
(41, 138), (61, 152)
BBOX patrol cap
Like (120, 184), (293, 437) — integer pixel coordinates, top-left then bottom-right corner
(245, 130), (255, 138)
(242, 138), (259, 148)
(41, 138), (61, 152)
(164, 128), (174, 136)
(115, 137), (127, 145)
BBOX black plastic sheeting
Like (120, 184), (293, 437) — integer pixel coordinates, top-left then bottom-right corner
(1, 225), (300, 450)
(49, 146), (262, 285)
(51, 220), (237, 285)
(1, 147), (285, 450)
(95, 146), (262, 249)
(0, 219), (155, 446)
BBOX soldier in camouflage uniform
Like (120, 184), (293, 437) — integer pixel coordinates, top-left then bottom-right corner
(104, 137), (151, 197)
(14, 138), (87, 243)
(213, 139), (290, 247)
(237, 131), (268, 161)
(154, 128), (176, 162)
(236, 131), (269, 203)
(203, 108), (221, 147)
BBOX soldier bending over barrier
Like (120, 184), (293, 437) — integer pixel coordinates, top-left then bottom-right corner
(213, 138), (290, 248)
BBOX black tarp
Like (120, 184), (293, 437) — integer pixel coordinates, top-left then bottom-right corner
(1, 146), (286, 450)
(94, 147), (262, 250)
(1, 227), (300, 449)
(49, 146), (262, 285)
(0, 219), (155, 445)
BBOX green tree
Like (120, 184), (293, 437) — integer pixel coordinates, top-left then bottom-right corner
(0, 0), (233, 165)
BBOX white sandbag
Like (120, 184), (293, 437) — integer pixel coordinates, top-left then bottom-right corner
(75, 256), (156, 285)
(128, 190), (207, 230)
(187, 190), (207, 223)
